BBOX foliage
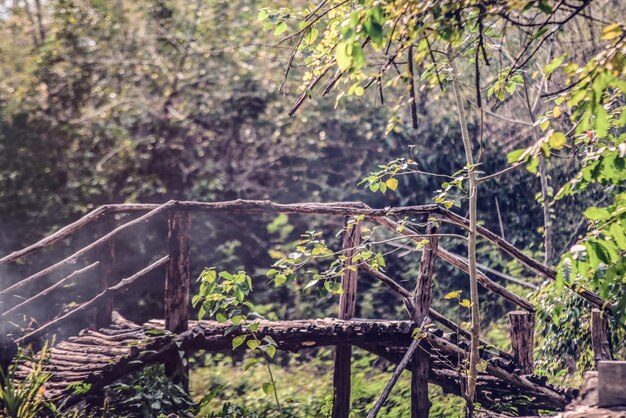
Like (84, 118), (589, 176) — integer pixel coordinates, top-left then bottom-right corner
(190, 350), (465, 417)
(193, 268), (280, 405)
(0, 344), (54, 418)
(104, 364), (195, 418)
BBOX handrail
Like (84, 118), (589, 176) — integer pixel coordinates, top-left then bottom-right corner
(0, 262), (99, 318)
(0, 201), (176, 296)
(0, 199), (609, 311)
(0, 206), (109, 267)
(15, 256), (169, 345)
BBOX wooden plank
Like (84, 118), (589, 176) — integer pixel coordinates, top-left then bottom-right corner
(591, 308), (612, 367)
(332, 217), (361, 418)
(509, 311), (534, 374)
(411, 220), (439, 418)
(93, 216), (116, 329)
(598, 361), (626, 408)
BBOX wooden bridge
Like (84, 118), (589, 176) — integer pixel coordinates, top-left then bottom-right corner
(0, 200), (615, 417)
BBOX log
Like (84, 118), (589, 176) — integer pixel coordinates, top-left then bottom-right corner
(508, 311), (534, 374)
(0, 201), (176, 298)
(93, 216), (116, 329)
(15, 256), (169, 345)
(591, 309), (612, 366)
(332, 217), (361, 418)
(411, 221), (438, 418)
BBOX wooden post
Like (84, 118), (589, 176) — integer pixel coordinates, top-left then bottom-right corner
(164, 209), (191, 389)
(164, 210), (192, 333)
(508, 311), (534, 374)
(411, 220), (439, 418)
(92, 215), (115, 329)
(332, 217), (361, 418)
(591, 308), (612, 367)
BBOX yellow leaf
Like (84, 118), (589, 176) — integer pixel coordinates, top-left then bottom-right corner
(460, 299), (473, 307)
(548, 132), (567, 150)
(354, 86), (364, 96)
(385, 177), (399, 191)
(601, 23), (622, 40)
(444, 290), (461, 300)
(552, 106), (562, 118)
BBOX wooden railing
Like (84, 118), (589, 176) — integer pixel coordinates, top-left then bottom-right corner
(0, 199), (614, 418)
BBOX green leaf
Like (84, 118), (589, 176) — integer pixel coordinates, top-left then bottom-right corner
(588, 240), (611, 264)
(274, 22), (288, 36)
(584, 207), (611, 220)
(526, 156), (539, 174)
(232, 335), (247, 349)
(548, 132), (567, 150)
(263, 344), (277, 358)
(543, 54), (566, 76)
(262, 382), (274, 396)
(507, 148), (525, 163)
(247, 340), (260, 350)
(304, 28), (318, 44)
(244, 358), (259, 371)
(595, 106), (609, 138)
(336, 41), (352, 71)
(609, 222), (626, 250)
(216, 312), (227, 323)
(351, 43), (365, 70)
(274, 273), (287, 286)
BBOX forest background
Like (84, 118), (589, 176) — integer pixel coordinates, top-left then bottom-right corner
(0, 0), (624, 416)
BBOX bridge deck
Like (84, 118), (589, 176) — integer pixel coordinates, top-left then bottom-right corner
(13, 313), (575, 412)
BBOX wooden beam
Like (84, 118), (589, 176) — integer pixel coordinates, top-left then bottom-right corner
(508, 311), (534, 374)
(591, 308), (612, 367)
(332, 217), (361, 418)
(411, 221), (439, 418)
(93, 216), (116, 330)
(373, 216), (535, 312)
(368, 335), (423, 418)
(359, 263), (513, 361)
